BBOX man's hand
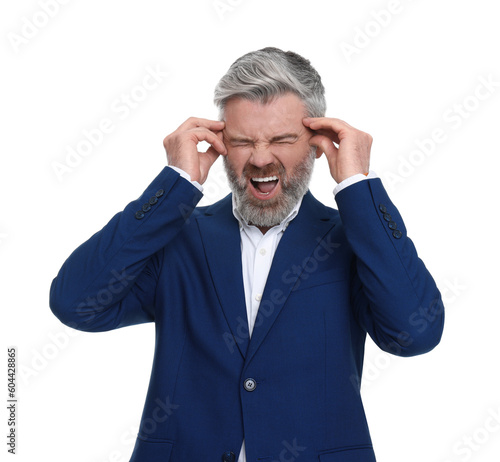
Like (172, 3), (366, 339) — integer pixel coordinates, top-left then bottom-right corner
(303, 117), (372, 184)
(163, 117), (227, 184)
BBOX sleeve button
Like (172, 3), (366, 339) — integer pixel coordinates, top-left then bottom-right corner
(149, 196), (158, 205)
(388, 221), (397, 230)
(135, 211), (145, 220)
(392, 229), (403, 239)
(155, 189), (165, 198)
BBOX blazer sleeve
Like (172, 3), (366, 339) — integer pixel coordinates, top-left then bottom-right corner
(335, 178), (444, 357)
(49, 166), (203, 332)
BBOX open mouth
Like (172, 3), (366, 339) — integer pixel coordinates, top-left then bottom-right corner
(249, 175), (280, 199)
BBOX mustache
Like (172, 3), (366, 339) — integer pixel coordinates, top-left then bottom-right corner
(241, 162), (285, 179)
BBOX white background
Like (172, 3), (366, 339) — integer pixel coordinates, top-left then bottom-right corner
(1, 0), (500, 461)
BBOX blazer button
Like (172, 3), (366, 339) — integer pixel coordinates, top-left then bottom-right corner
(155, 189), (165, 197)
(149, 196), (158, 205)
(222, 451), (235, 462)
(393, 229), (403, 239)
(243, 378), (256, 392)
(379, 204), (387, 213)
(388, 221), (397, 230)
(142, 203), (151, 212)
(383, 213), (392, 222)
(135, 211), (145, 220)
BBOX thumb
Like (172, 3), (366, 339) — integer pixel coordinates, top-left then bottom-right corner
(309, 134), (338, 161)
(198, 146), (220, 183)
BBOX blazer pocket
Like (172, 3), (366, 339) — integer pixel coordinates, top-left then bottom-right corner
(319, 445), (376, 462)
(291, 267), (347, 292)
(129, 436), (174, 461)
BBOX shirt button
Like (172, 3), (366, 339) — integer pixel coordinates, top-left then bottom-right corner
(255, 294), (262, 302)
(243, 378), (257, 392)
(259, 248), (267, 256)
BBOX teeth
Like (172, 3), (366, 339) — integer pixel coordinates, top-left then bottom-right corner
(252, 176), (278, 182)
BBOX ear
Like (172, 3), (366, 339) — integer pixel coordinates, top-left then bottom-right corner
(315, 146), (324, 159)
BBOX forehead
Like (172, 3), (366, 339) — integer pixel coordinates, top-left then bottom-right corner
(223, 93), (307, 139)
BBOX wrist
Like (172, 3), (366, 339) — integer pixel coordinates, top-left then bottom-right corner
(168, 166), (204, 192)
(333, 170), (377, 197)
(334, 170), (369, 184)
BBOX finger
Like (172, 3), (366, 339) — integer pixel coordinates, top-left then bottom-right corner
(189, 128), (227, 155)
(178, 117), (225, 132)
(310, 128), (340, 145)
(303, 118), (341, 144)
(303, 117), (352, 130)
(303, 117), (351, 137)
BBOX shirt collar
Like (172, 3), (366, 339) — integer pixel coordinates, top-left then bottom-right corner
(231, 193), (304, 234)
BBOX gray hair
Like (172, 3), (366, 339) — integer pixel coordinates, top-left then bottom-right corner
(214, 47), (326, 120)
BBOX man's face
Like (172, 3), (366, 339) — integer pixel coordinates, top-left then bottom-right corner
(222, 93), (316, 228)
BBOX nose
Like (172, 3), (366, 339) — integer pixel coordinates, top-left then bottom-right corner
(249, 143), (275, 169)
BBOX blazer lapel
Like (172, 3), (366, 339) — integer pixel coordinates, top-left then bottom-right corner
(195, 191), (337, 365)
(242, 191), (337, 369)
(196, 195), (250, 359)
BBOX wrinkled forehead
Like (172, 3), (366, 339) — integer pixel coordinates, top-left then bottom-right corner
(223, 94), (308, 140)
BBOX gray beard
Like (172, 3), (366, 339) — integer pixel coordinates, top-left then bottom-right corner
(223, 149), (316, 228)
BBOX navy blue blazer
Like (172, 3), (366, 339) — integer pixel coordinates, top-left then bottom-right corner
(50, 166), (444, 462)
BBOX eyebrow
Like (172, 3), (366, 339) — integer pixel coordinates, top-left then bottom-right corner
(269, 133), (299, 142)
(225, 133), (299, 143)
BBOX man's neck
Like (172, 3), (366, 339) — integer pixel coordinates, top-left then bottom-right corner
(257, 225), (272, 235)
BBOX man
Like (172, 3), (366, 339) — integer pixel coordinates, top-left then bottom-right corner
(50, 47), (444, 461)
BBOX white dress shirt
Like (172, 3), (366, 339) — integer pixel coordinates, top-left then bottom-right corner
(231, 196), (304, 462)
(168, 165), (376, 461)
